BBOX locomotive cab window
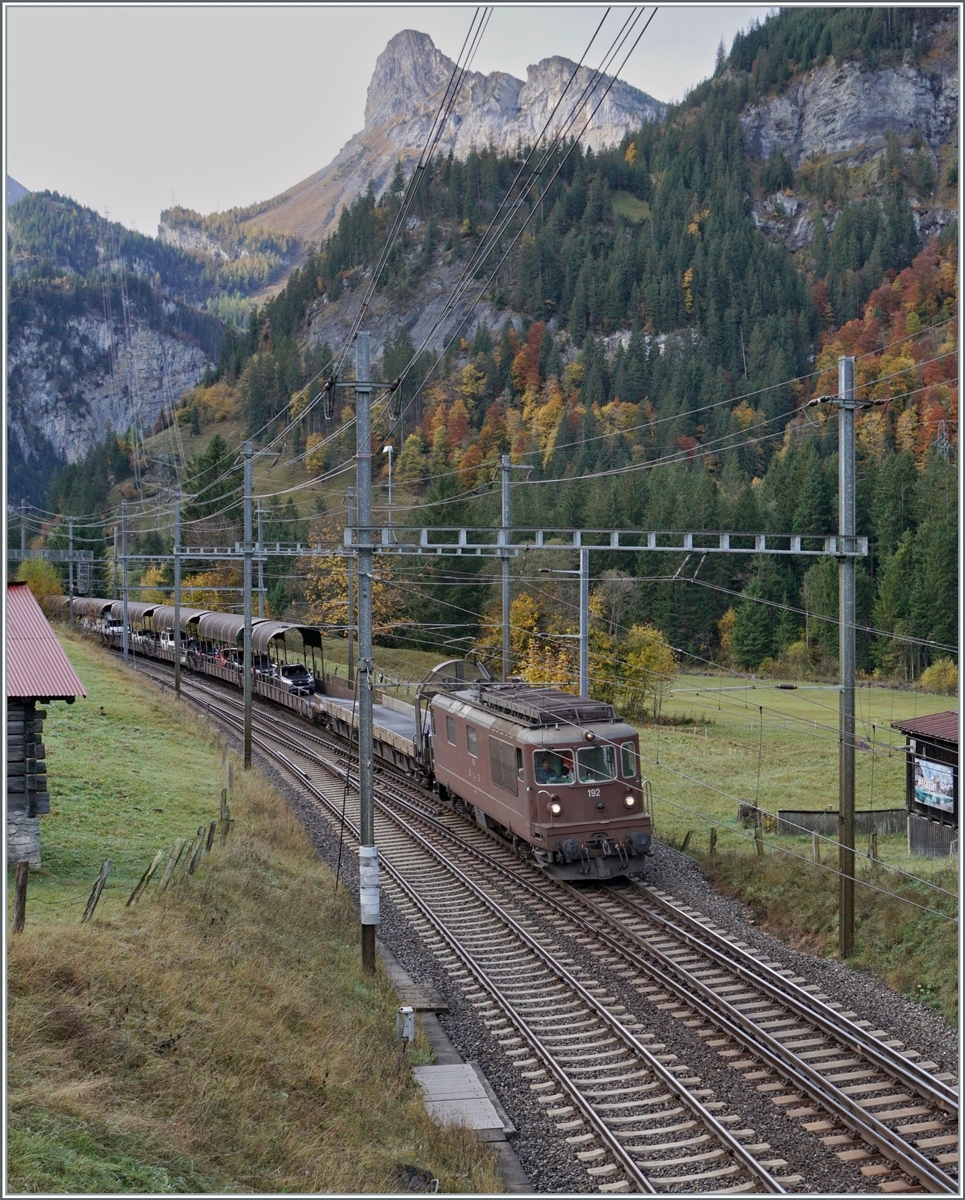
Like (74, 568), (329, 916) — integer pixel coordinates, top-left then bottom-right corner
(446, 715), (456, 745)
(534, 750), (574, 784)
(467, 725), (477, 756)
(577, 744), (616, 784)
(621, 742), (637, 779)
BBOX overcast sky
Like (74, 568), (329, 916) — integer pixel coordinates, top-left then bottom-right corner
(5, 3), (775, 235)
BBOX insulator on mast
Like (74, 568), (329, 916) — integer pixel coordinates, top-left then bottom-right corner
(389, 379), (402, 421)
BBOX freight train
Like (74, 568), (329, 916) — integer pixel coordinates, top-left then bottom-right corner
(61, 597), (653, 881)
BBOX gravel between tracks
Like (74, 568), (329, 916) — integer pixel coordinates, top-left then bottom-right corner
(255, 742), (957, 1195)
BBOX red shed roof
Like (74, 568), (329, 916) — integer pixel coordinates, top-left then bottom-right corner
(5, 583), (87, 700)
(891, 710), (959, 745)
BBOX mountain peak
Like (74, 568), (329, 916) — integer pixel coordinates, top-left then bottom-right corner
(364, 30), (459, 131)
(241, 30), (664, 249)
(363, 29), (663, 152)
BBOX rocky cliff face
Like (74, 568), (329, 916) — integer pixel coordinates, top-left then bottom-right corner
(303, 259), (512, 372)
(738, 22), (958, 257)
(364, 30), (664, 157)
(740, 38), (958, 167)
(8, 310), (210, 467)
(244, 30), (664, 248)
(156, 219), (231, 260)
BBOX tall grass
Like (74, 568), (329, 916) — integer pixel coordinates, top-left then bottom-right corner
(7, 633), (501, 1194)
(701, 848), (958, 1023)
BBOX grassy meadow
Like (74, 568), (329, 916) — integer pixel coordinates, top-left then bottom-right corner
(6, 632), (502, 1194)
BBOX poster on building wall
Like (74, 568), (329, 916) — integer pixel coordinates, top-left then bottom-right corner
(914, 758), (955, 814)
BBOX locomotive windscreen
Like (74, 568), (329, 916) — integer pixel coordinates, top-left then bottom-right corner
(469, 684), (616, 727)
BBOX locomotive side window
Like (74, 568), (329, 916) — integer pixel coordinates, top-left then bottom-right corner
(446, 715), (456, 745)
(534, 750), (574, 784)
(621, 742), (637, 779)
(467, 725), (477, 756)
(488, 737), (518, 796)
(577, 744), (616, 783)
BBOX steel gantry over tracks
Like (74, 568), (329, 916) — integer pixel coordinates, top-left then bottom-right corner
(342, 526), (868, 558)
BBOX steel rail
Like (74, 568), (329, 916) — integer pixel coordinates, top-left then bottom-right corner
(344, 763), (959, 1131)
(152, 668), (786, 1193)
(134, 660), (954, 1189)
(621, 886), (959, 1114)
(183, 688), (665, 1190)
(563, 900), (959, 1192)
(361, 807), (790, 1194)
(327, 779), (958, 1193)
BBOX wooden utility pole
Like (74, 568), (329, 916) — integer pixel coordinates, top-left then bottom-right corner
(12, 861), (28, 933)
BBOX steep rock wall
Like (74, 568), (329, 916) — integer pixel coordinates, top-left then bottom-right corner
(8, 312), (210, 465)
(740, 47), (958, 167)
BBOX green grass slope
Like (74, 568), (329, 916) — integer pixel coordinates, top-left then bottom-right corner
(6, 632), (501, 1194)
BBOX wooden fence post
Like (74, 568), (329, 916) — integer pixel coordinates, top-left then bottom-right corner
(156, 838), (186, 894)
(220, 791), (231, 844)
(709, 827), (717, 857)
(188, 826), (206, 874)
(127, 849), (166, 906)
(812, 831), (821, 863)
(174, 830), (202, 883)
(754, 821), (764, 857)
(680, 830), (693, 853)
(81, 860), (112, 923)
(205, 819), (217, 853)
(12, 861), (29, 933)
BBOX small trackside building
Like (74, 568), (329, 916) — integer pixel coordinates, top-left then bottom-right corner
(6, 583), (87, 865)
(891, 710), (959, 857)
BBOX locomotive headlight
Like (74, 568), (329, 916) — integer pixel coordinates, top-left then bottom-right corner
(624, 794), (636, 808)
(549, 801), (563, 816)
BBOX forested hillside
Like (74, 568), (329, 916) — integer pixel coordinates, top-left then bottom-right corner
(21, 6), (958, 685)
(9, 190), (295, 305)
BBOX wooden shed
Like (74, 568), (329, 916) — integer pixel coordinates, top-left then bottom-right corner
(6, 583), (87, 865)
(891, 710), (959, 857)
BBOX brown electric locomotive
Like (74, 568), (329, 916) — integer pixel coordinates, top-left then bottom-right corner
(427, 682), (653, 880)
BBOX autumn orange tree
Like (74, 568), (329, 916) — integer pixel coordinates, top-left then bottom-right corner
(812, 236), (957, 467)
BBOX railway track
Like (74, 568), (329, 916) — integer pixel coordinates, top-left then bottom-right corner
(140, 661), (958, 1192)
